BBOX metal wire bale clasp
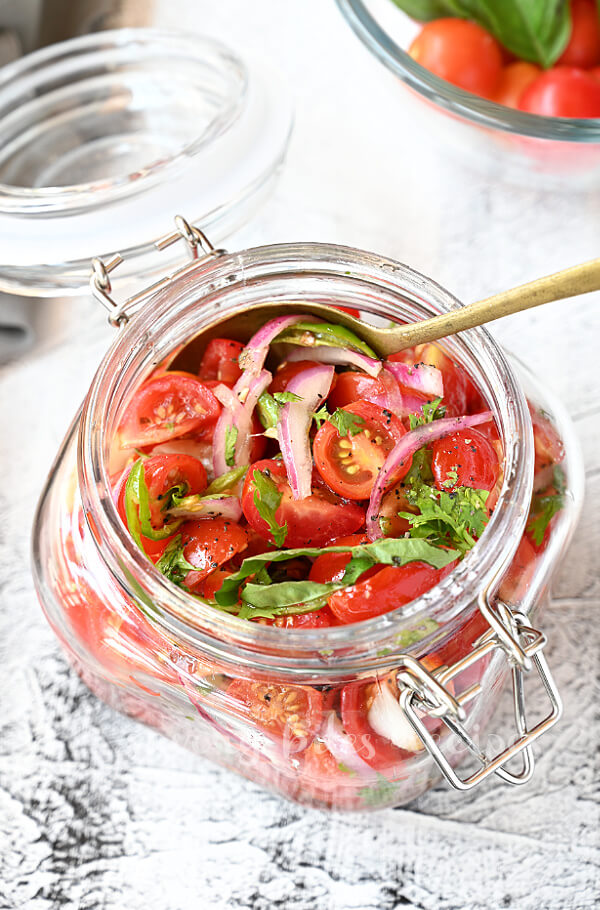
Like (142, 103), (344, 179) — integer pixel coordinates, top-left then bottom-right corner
(90, 215), (222, 327)
(395, 599), (562, 791)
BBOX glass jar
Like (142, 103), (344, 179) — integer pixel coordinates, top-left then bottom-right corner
(32, 237), (583, 810)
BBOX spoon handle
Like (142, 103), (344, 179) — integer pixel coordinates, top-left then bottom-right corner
(392, 256), (600, 349)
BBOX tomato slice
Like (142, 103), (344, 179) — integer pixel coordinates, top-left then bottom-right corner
(431, 428), (499, 492)
(530, 405), (565, 471)
(114, 454), (207, 560)
(265, 608), (338, 629)
(119, 373), (221, 448)
(198, 338), (244, 385)
(180, 518), (250, 587)
(325, 370), (400, 412)
(241, 459), (365, 547)
(309, 534), (374, 584)
(227, 679), (323, 748)
(313, 400), (410, 500)
(328, 561), (456, 624)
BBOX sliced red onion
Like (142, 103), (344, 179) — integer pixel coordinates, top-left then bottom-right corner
(286, 344), (382, 378)
(367, 684), (424, 753)
(167, 495), (242, 521)
(385, 360), (444, 399)
(212, 370), (271, 476)
(238, 315), (306, 375)
(320, 712), (373, 777)
(278, 364), (334, 500)
(369, 368), (404, 414)
(366, 411), (494, 540)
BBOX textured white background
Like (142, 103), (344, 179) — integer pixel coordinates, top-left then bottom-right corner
(1, 1), (599, 908)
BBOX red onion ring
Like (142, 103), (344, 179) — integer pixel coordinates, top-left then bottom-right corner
(212, 370), (271, 476)
(278, 364), (334, 499)
(285, 344), (382, 378)
(238, 315), (306, 375)
(385, 360), (444, 399)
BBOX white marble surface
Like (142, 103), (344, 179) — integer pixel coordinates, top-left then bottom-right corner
(1, 2), (599, 908)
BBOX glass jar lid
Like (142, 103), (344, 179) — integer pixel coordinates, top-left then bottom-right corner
(0, 29), (293, 297)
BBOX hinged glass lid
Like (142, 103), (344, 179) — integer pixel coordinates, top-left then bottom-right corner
(0, 29), (293, 297)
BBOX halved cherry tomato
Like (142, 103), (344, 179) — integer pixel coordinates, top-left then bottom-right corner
(114, 454), (207, 561)
(492, 62), (541, 108)
(409, 19), (503, 98)
(530, 405), (565, 471)
(499, 535), (538, 602)
(313, 400), (410, 500)
(325, 370), (399, 412)
(431, 428), (499, 492)
(119, 373), (220, 448)
(328, 561), (455, 624)
(267, 608), (338, 629)
(519, 66), (600, 118)
(558, 0), (600, 69)
(227, 678), (322, 748)
(198, 338), (244, 385)
(196, 567), (233, 600)
(309, 534), (368, 584)
(241, 459), (365, 547)
(180, 518), (250, 587)
(270, 360), (326, 394)
(376, 484), (415, 538)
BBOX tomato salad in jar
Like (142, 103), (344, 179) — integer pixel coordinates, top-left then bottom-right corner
(103, 311), (566, 799)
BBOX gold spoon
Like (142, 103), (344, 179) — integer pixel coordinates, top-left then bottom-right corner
(171, 256), (600, 369)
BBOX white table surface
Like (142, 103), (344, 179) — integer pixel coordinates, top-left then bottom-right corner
(1, 2), (599, 908)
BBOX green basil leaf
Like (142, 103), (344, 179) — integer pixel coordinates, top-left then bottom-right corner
(224, 425), (238, 467)
(205, 465), (248, 495)
(392, 0), (571, 67)
(275, 321), (378, 359)
(252, 468), (288, 547)
(215, 537), (458, 608)
(328, 408), (366, 438)
(241, 580), (335, 609)
(256, 391), (303, 430)
(155, 535), (197, 588)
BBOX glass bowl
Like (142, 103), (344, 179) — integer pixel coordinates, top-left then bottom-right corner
(337, 0), (600, 187)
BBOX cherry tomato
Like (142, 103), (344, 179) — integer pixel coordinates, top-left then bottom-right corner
(530, 405), (565, 471)
(431, 428), (499, 492)
(267, 608), (338, 629)
(558, 0), (600, 69)
(270, 360), (326, 394)
(115, 454), (207, 560)
(499, 535), (538, 602)
(376, 484), (415, 538)
(241, 459), (365, 548)
(409, 19), (503, 98)
(325, 370), (400, 412)
(309, 534), (369, 584)
(300, 741), (361, 808)
(340, 680), (408, 770)
(227, 679), (322, 748)
(180, 518), (250, 587)
(328, 561), (455, 624)
(519, 66), (600, 118)
(492, 62), (541, 108)
(196, 567), (233, 601)
(119, 373), (221, 448)
(198, 338), (244, 385)
(313, 400), (410, 500)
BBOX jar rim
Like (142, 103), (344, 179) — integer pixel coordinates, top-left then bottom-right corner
(78, 241), (535, 673)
